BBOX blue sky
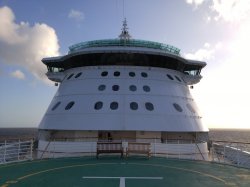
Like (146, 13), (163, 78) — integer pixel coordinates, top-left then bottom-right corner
(0, 0), (250, 129)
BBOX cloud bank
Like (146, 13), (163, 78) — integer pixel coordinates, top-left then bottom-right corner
(0, 6), (60, 84)
(10, 70), (25, 80)
(68, 9), (84, 22)
(185, 0), (250, 128)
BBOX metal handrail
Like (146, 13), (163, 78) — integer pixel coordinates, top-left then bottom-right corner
(69, 39), (180, 55)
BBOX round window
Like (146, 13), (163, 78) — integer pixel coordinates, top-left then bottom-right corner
(94, 101), (103, 110)
(98, 85), (106, 91)
(51, 102), (61, 111)
(112, 85), (119, 91)
(110, 102), (118, 110)
(129, 85), (137, 92)
(129, 72), (136, 77)
(175, 76), (182, 82)
(101, 71), (108, 77)
(186, 103), (195, 113)
(145, 102), (154, 111)
(75, 72), (82, 78)
(143, 85), (150, 92)
(130, 102), (138, 110)
(173, 103), (183, 112)
(167, 74), (174, 80)
(67, 73), (74, 80)
(65, 101), (75, 110)
(114, 71), (120, 77)
(141, 72), (148, 78)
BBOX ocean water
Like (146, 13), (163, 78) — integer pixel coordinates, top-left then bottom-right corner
(209, 129), (250, 143)
(0, 128), (249, 143)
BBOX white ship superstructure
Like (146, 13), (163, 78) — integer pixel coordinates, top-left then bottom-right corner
(38, 20), (209, 160)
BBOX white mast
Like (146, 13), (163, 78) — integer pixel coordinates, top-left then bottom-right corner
(119, 18), (131, 41)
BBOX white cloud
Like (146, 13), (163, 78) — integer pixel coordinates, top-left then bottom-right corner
(68, 9), (84, 21)
(211, 0), (250, 22)
(185, 42), (217, 61)
(186, 0), (205, 6)
(10, 70), (25, 80)
(0, 6), (60, 84)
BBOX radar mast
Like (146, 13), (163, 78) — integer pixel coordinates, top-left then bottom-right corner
(119, 18), (131, 41)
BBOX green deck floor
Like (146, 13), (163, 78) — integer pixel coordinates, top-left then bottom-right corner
(0, 157), (250, 187)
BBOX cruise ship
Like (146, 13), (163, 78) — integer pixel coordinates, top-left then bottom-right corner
(1, 20), (249, 187)
(37, 19), (209, 160)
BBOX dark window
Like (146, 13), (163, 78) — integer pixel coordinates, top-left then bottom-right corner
(175, 76), (182, 82)
(145, 102), (154, 111)
(110, 102), (118, 110)
(51, 102), (61, 111)
(143, 85), (150, 92)
(114, 71), (120, 77)
(173, 103), (183, 112)
(94, 101), (103, 110)
(65, 101), (75, 110)
(75, 72), (82, 78)
(167, 74), (174, 80)
(141, 72), (148, 78)
(67, 73), (74, 80)
(101, 71), (108, 77)
(112, 85), (119, 91)
(186, 103), (195, 113)
(98, 85), (106, 91)
(130, 102), (138, 110)
(129, 72), (136, 77)
(129, 85), (137, 92)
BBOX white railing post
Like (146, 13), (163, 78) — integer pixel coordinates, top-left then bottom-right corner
(154, 138), (156, 157)
(53, 139), (55, 158)
(30, 139), (33, 160)
(18, 139), (20, 161)
(223, 144), (226, 164)
(237, 143), (239, 166)
(3, 140), (6, 163)
(178, 140), (180, 159)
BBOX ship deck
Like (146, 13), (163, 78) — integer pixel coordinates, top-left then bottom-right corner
(0, 157), (249, 187)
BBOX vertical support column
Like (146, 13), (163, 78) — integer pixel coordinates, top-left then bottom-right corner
(18, 139), (20, 161)
(30, 139), (33, 160)
(3, 140), (6, 163)
(237, 143), (240, 166)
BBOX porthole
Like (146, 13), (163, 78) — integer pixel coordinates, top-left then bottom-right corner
(51, 102), (61, 111)
(94, 101), (103, 110)
(129, 85), (137, 92)
(65, 101), (75, 110)
(173, 103), (183, 112)
(130, 102), (138, 110)
(141, 72), (148, 78)
(101, 71), (108, 77)
(129, 72), (135, 77)
(75, 72), (82, 78)
(186, 103), (195, 113)
(112, 85), (119, 91)
(114, 71), (120, 77)
(145, 102), (154, 111)
(110, 102), (118, 110)
(67, 73), (74, 80)
(143, 85), (150, 92)
(167, 74), (174, 80)
(175, 76), (182, 82)
(98, 85), (106, 91)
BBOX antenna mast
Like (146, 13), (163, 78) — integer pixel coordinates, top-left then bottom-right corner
(119, 18), (131, 41)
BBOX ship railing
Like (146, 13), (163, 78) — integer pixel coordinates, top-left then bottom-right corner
(210, 140), (250, 169)
(37, 138), (208, 161)
(0, 139), (33, 165)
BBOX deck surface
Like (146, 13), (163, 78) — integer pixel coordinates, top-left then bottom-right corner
(0, 157), (250, 187)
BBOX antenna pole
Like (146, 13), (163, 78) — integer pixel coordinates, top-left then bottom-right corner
(123, 0), (125, 19)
